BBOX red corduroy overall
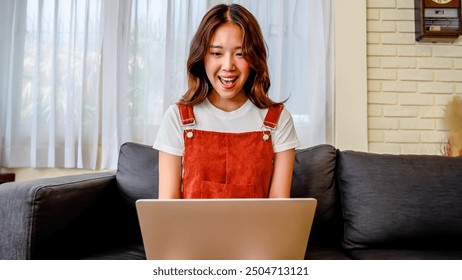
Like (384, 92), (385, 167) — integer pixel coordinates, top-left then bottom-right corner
(177, 103), (284, 199)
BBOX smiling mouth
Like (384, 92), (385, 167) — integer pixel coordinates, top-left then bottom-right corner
(219, 76), (238, 87)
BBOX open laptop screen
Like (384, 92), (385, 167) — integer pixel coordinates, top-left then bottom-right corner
(136, 198), (317, 260)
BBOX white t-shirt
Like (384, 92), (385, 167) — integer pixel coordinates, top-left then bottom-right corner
(153, 98), (300, 156)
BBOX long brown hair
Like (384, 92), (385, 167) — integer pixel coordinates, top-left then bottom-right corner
(179, 4), (283, 108)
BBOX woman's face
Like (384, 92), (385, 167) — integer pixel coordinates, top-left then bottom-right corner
(204, 23), (250, 111)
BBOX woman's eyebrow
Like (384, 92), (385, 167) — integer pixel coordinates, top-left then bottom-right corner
(209, 45), (242, 50)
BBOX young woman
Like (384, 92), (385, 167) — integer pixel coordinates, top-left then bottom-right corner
(154, 4), (299, 199)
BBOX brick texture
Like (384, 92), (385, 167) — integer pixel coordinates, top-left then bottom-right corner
(367, 1), (462, 155)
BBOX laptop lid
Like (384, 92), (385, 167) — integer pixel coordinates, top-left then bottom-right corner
(135, 198), (317, 260)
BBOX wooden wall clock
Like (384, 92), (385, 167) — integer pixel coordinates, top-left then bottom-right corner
(415, 0), (462, 42)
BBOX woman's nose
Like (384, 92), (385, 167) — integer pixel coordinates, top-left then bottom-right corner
(222, 55), (236, 71)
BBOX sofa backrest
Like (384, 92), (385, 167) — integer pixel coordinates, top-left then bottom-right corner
(337, 150), (462, 250)
(115, 142), (343, 250)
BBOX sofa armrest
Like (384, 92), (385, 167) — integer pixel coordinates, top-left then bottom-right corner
(0, 171), (116, 260)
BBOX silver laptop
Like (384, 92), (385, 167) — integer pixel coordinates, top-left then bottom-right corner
(136, 198), (317, 260)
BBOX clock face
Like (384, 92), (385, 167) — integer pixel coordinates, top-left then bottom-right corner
(431, 0), (453, 4)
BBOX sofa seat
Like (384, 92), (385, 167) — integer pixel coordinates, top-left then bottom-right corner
(348, 249), (462, 260)
(306, 246), (351, 260)
(83, 244), (146, 260)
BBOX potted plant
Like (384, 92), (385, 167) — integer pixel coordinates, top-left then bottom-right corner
(443, 96), (462, 157)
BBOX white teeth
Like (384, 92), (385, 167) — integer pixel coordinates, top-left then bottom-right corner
(220, 77), (236, 83)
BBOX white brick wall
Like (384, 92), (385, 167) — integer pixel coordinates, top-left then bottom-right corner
(367, 0), (462, 155)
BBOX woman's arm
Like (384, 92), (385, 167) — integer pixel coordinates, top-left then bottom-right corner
(158, 151), (183, 199)
(268, 148), (295, 198)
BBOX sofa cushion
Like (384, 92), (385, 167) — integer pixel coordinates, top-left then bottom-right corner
(347, 249), (462, 260)
(83, 244), (146, 260)
(116, 142), (159, 208)
(291, 145), (342, 249)
(337, 151), (462, 250)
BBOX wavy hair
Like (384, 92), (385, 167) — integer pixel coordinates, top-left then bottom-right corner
(179, 4), (283, 108)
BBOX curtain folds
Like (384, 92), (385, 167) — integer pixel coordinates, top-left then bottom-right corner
(1, 0), (102, 169)
(0, 0), (333, 170)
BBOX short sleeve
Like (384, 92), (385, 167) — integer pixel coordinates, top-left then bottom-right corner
(153, 105), (184, 156)
(271, 108), (300, 153)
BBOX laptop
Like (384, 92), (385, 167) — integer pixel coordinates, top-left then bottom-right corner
(135, 198), (317, 260)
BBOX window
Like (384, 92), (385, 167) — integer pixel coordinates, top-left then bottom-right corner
(0, 0), (333, 169)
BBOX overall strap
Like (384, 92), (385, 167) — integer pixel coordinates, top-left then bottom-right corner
(263, 104), (284, 130)
(177, 103), (195, 126)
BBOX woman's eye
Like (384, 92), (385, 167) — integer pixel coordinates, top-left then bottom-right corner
(211, 52), (222, 56)
(236, 53), (243, 57)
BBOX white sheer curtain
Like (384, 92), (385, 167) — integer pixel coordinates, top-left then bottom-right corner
(0, 0), (101, 169)
(99, 0), (210, 168)
(0, 0), (333, 170)
(234, 0), (334, 147)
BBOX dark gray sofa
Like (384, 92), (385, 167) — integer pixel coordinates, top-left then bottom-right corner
(1, 142), (462, 260)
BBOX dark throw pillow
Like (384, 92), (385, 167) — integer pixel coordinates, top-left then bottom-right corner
(291, 144), (342, 246)
(116, 142), (159, 208)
